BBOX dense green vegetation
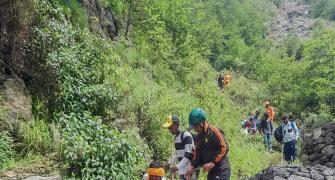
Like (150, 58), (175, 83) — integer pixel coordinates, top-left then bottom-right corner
(0, 0), (334, 179)
(306, 0), (335, 20)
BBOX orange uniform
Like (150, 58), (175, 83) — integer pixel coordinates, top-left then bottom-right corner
(223, 74), (232, 85)
(266, 106), (275, 122)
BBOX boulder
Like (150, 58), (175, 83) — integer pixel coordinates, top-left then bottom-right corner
(325, 136), (335, 145)
(309, 153), (323, 162)
(0, 75), (32, 131)
(310, 169), (325, 180)
(314, 127), (323, 140)
(288, 175), (312, 180)
(322, 169), (335, 176)
(293, 171), (311, 178)
(317, 137), (326, 144)
(322, 145), (335, 157)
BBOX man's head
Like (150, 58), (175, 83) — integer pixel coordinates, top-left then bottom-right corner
(188, 108), (207, 133)
(282, 115), (289, 124)
(255, 110), (260, 116)
(265, 101), (271, 108)
(163, 115), (180, 135)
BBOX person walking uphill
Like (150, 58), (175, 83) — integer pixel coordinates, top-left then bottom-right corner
(265, 101), (275, 133)
(223, 73), (232, 89)
(185, 108), (230, 180)
(163, 115), (198, 180)
(281, 115), (300, 164)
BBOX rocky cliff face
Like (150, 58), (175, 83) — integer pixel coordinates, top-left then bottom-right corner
(302, 123), (335, 168)
(268, 0), (334, 41)
(0, 0), (33, 131)
(81, 0), (118, 40)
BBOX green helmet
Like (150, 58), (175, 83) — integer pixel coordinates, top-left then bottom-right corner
(188, 108), (207, 129)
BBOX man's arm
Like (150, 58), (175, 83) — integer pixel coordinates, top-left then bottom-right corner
(209, 126), (227, 165)
(293, 122), (300, 140)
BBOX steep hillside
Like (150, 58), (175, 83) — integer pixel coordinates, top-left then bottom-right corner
(1, 0), (334, 179)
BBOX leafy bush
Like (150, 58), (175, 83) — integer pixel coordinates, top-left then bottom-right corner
(19, 119), (52, 154)
(0, 131), (14, 169)
(60, 112), (148, 179)
(301, 112), (334, 130)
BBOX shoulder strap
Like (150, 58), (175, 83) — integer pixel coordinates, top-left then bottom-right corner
(180, 131), (185, 143)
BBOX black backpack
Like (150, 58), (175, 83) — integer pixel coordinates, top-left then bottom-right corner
(274, 126), (283, 142)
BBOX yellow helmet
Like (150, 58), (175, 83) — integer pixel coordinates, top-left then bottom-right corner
(162, 115), (179, 128)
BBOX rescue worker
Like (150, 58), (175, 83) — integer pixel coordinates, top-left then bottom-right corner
(185, 108), (230, 180)
(265, 101), (275, 133)
(223, 73), (232, 89)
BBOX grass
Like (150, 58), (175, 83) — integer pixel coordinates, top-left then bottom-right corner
(19, 119), (52, 154)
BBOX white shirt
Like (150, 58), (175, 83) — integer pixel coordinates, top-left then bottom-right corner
(282, 122), (299, 143)
(168, 131), (194, 175)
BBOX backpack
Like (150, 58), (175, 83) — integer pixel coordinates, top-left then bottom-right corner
(240, 119), (247, 128)
(274, 122), (294, 142)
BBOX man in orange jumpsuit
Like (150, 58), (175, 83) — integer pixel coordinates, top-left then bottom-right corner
(265, 101), (275, 133)
(223, 73), (232, 89)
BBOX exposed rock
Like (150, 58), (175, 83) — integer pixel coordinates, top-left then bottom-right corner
(249, 165), (335, 180)
(23, 175), (61, 180)
(81, 0), (118, 40)
(302, 123), (335, 167)
(322, 145), (335, 157)
(313, 128), (322, 139)
(325, 176), (335, 180)
(268, 0), (334, 41)
(287, 175), (311, 180)
(309, 153), (323, 162)
(0, 0), (33, 132)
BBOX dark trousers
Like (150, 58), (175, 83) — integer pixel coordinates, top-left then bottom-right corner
(207, 167), (231, 180)
(284, 140), (296, 162)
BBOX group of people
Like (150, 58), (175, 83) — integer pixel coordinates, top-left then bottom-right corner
(217, 73), (232, 91)
(240, 101), (300, 164)
(142, 108), (231, 180)
(142, 102), (301, 179)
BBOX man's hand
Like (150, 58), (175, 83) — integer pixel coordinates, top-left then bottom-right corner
(185, 165), (194, 178)
(171, 166), (178, 174)
(202, 162), (215, 172)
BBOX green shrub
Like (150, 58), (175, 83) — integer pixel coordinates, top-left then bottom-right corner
(19, 119), (51, 154)
(60, 112), (149, 179)
(301, 112), (334, 130)
(0, 131), (14, 169)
